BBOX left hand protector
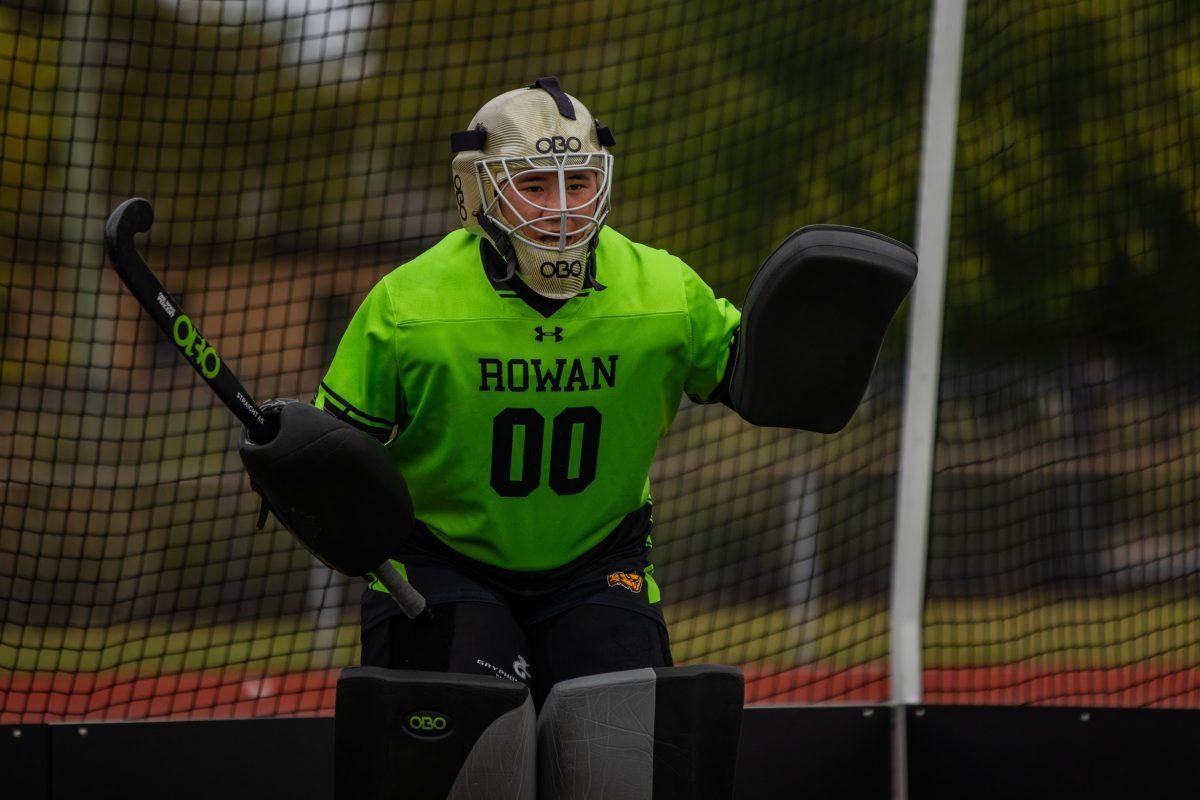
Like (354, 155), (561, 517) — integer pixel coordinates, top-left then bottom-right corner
(728, 224), (917, 432)
(237, 398), (415, 579)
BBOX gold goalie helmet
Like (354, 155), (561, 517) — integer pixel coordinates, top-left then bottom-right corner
(451, 77), (615, 299)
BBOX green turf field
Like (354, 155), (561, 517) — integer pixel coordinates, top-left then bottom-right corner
(3, 597), (1196, 676)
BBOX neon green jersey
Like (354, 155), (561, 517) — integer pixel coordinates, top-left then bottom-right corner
(315, 227), (740, 571)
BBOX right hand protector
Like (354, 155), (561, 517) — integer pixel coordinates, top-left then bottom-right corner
(728, 225), (917, 433)
(237, 399), (415, 579)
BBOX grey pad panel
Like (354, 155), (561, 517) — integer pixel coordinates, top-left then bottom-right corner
(449, 695), (536, 800)
(538, 668), (658, 800)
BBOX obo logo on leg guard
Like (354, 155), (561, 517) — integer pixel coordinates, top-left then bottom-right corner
(404, 709), (453, 739)
(337, 668), (535, 798)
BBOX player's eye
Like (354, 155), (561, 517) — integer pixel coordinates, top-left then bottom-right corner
(515, 177), (547, 193)
(566, 174), (596, 191)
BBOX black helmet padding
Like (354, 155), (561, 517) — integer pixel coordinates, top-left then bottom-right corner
(729, 225), (917, 433)
(238, 399), (414, 576)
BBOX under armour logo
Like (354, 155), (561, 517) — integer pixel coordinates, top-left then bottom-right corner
(534, 325), (564, 342)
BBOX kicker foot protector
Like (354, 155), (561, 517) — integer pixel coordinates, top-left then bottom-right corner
(538, 665), (744, 800)
(335, 667), (535, 800)
(729, 224), (917, 433)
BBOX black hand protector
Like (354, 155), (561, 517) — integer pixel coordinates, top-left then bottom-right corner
(729, 225), (917, 433)
(237, 399), (414, 576)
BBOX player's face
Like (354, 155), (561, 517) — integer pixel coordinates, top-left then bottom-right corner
(498, 169), (600, 247)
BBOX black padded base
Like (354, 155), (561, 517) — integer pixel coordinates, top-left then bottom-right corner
(730, 225), (917, 432)
(334, 667), (532, 800)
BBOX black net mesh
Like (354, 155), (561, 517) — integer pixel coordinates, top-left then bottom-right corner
(927, 1), (1200, 707)
(2, 0), (926, 721)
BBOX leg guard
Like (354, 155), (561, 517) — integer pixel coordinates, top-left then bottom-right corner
(335, 667), (535, 800)
(538, 665), (744, 800)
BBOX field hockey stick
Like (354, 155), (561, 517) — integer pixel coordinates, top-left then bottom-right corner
(104, 197), (429, 621)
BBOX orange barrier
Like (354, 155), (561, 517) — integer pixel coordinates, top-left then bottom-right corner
(4, 663), (1198, 723)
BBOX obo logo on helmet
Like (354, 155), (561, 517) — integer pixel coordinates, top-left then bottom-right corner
(535, 136), (582, 154)
(453, 175), (467, 221)
(540, 260), (582, 278)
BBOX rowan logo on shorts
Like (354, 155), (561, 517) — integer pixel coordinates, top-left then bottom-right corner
(607, 572), (643, 593)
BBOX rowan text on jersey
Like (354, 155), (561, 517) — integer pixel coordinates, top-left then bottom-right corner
(478, 355), (618, 392)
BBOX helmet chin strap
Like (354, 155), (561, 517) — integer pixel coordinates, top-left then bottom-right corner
(475, 209), (517, 283)
(475, 209), (606, 297)
(584, 241), (606, 291)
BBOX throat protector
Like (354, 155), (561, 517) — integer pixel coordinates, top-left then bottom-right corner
(237, 399), (414, 576)
(729, 225), (917, 432)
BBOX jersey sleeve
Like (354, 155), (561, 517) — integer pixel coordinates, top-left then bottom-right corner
(313, 281), (401, 442)
(681, 262), (742, 404)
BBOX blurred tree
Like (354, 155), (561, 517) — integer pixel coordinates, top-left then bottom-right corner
(3, 0), (1197, 361)
(947, 2), (1200, 360)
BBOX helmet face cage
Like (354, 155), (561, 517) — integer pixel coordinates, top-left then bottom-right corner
(476, 152), (613, 252)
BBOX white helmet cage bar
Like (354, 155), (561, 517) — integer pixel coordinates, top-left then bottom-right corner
(475, 152), (613, 253)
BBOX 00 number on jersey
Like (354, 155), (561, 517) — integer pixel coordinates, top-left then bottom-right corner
(490, 406), (602, 497)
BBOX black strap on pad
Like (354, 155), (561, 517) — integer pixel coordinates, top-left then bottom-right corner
(729, 224), (917, 433)
(238, 400), (414, 576)
(530, 76), (576, 119)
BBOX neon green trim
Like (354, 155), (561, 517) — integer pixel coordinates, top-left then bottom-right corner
(368, 559), (408, 592)
(644, 563), (660, 604)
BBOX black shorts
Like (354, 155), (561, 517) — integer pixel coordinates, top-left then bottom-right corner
(360, 601), (673, 709)
(359, 503), (664, 633)
(358, 504), (670, 707)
